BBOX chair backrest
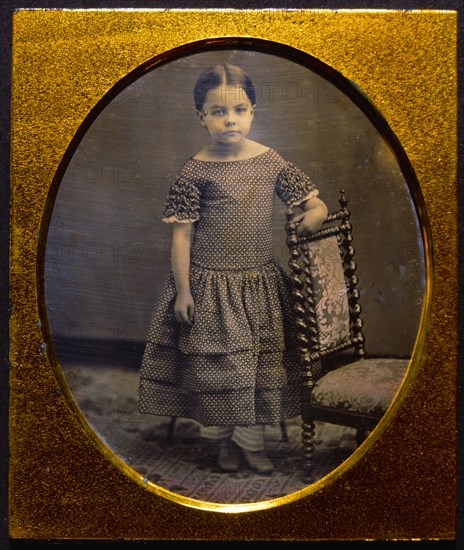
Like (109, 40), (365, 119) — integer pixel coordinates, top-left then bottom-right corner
(285, 191), (366, 376)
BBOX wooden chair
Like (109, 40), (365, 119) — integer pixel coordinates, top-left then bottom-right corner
(285, 190), (410, 481)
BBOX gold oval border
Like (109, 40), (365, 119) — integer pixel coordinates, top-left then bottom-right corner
(37, 36), (432, 514)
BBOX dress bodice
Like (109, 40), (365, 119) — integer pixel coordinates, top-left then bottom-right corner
(162, 148), (318, 270)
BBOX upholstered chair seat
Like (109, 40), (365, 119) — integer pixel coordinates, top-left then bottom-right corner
(312, 358), (409, 419)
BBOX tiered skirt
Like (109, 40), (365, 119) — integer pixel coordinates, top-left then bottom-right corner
(138, 260), (301, 426)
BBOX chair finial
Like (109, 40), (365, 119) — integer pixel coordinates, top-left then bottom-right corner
(339, 189), (348, 210)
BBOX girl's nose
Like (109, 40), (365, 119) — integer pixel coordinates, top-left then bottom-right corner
(224, 112), (236, 125)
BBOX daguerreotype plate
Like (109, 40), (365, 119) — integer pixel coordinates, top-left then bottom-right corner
(8, 8), (457, 542)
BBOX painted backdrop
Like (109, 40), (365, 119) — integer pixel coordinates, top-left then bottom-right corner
(44, 48), (425, 368)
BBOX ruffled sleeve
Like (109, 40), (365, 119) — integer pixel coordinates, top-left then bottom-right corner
(162, 174), (200, 223)
(275, 161), (319, 207)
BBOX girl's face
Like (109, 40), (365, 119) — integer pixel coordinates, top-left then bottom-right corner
(197, 85), (255, 147)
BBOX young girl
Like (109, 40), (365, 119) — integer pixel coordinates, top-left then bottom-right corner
(138, 63), (328, 475)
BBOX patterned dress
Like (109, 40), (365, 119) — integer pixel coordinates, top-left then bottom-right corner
(138, 148), (318, 427)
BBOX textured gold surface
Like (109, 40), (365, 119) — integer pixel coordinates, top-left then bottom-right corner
(9, 9), (457, 540)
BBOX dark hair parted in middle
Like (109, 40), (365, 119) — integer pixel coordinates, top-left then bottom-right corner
(193, 64), (257, 112)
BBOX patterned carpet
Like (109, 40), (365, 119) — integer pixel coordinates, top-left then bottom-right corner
(62, 363), (359, 505)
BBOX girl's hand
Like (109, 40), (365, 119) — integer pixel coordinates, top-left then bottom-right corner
(294, 196), (328, 235)
(293, 209), (326, 235)
(174, 291), (195, 325)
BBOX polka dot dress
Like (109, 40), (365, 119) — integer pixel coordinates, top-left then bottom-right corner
(138, 148), (318, 427)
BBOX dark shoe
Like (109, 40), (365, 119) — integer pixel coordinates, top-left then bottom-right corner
(241, 448), (274, 475)
(194, 438), (218, 469)
(217, 439), (242, 472)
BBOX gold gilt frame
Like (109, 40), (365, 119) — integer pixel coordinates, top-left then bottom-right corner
(9, 8), (457, 541)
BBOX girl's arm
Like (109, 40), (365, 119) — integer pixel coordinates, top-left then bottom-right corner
(293, 196), (328, 235)
(171, 222), (195, 325)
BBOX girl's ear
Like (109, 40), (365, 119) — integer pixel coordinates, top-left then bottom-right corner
(197, 110), (206, 127)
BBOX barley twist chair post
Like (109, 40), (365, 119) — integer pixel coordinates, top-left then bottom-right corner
(285, 205), (316, 482)
(339, 191), (366, 359)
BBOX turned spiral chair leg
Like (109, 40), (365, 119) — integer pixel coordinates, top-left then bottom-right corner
(302, 419), (316, 482)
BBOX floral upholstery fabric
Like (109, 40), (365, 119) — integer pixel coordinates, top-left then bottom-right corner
(305, 236), (350, 351)
(311, 358), (410, 418)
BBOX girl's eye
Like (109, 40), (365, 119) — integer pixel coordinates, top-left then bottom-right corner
(211, 109), (225, 116)
(236, 107), (247, 114)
